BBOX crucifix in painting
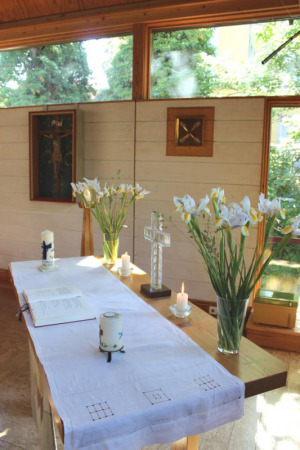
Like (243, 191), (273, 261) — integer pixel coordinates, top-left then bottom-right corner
(29, 110), (76, 202)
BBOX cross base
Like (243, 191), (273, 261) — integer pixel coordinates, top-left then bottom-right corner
(141, 283), (171, 298)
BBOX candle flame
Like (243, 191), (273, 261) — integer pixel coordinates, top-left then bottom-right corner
(181, 282), (185, 294)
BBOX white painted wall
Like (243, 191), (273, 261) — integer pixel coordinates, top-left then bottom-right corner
(0, 102), (135, 269)
(0, 97), (265, 301)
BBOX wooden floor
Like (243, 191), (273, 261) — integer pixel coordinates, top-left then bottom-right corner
(1, 283), (299, 450)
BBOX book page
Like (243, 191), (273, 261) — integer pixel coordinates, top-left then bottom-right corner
(23, 285), (82, 304)
(30, 296), (95, 327)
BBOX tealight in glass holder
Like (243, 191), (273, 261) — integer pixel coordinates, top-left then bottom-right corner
(169, 282), (193, 318)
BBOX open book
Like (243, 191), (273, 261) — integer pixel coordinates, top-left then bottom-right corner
(22, 285), (96, 327)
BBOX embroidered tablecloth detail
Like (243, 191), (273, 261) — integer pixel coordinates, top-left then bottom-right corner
(11, 256), (245, 450)
(143, 389), (171, 405)
(87, 403), (114, 421)
(195, 376), (221, 391)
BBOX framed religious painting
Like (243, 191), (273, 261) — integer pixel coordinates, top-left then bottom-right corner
(167, 107), (214, 157)
(29, 110), (77, 202)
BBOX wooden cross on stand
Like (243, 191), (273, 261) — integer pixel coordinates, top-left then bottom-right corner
(140, 211), (171, 298)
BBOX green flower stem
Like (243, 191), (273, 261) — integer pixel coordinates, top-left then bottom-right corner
(237, 229), (247, 271)
(217, 296), (248, 353)
(103, 233), (119, 264)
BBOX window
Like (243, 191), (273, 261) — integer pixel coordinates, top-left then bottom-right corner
(0, 35), (133, 107)
(150, 19), (300, 99)
(261, 104), (300, 294)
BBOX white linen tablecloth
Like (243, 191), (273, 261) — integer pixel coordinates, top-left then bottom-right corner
(11, 256), (244, 450)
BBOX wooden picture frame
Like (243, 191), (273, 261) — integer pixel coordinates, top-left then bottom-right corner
(167, 107), (214, 157)
(29, 110), (76, 202)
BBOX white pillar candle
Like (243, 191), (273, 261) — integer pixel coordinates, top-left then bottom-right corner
(121, 252), (131, 275)
(41, 230), (54, 267)
(41, 230), (53, 247)
(176, 282), (188, 311)
(99, 312), (123, 352)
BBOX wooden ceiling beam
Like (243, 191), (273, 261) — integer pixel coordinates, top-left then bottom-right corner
(0, 0), (298, 50)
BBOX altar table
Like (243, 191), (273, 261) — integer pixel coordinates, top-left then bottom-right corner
(9, 257), (287, 450)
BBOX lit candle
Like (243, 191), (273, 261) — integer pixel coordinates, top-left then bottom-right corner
(176, 282), (188, 311)
(121, 252), (131, 275)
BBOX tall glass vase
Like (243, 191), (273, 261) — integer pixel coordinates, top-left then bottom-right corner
(102, 233), (119, 265)
(217, 296), (249, 355)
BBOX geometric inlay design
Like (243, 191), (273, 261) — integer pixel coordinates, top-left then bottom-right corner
(194, 375), (220, 391)
(177, 117), (203, 147)
(143, 388), (171, 405)
(86, 402), (114, 421)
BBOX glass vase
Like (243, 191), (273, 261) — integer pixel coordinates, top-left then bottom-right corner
(102, 233), (119, 265)
(216, 296), (249, 355)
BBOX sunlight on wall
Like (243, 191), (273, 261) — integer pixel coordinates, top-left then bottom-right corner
(0, 428), (9, 437)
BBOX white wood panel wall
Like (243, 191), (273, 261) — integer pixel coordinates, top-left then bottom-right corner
(0, 97), (265, 302)
(0, 102), (135, 269)
(135, 98), (265, 301)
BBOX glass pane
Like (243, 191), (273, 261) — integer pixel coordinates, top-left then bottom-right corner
(85, 35), (133, 102)
(0, 35), (133, 107)
(261, 106), (300, 296)
(150, 19), (300, 99)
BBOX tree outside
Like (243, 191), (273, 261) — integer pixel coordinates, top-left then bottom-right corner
(150, 28), (217, 98)
(94, 36), (133, 101)
(0, 42), (95, 107)
(219, 19), (300, 96)
(146, 20), (300, 99)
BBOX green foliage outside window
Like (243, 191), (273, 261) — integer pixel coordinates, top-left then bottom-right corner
(0, 42), (95, 107)
(0, 20), (298, 105)
(263, 108), (300, 285)
(95, 36), (133, 101)
(150, 28), (217, 98)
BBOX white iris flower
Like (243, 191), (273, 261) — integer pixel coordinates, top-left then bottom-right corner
(211, 188), (225, 204)
(282, 214), (300, 236)
(195, 195), (211, 216)
(258, 193), (285, 218)
(216, 204), (249, 236)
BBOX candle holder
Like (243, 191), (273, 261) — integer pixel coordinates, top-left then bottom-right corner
(99, 347), (125, 363)
(117, 266), (132, 277)
(169, 304), (193, 318)
(38, 264), (59, 272)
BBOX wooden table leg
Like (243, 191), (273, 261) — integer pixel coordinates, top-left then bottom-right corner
(171, 435), (199, 450)
(80, 206), (94, 256)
